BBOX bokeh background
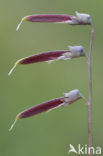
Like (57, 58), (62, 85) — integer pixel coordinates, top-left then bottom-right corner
(1, 0), (103, 155)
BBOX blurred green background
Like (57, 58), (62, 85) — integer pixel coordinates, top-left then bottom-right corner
(1, 0), (103, 155)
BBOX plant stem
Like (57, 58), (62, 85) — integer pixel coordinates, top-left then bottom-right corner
(88, 24), (94, 156)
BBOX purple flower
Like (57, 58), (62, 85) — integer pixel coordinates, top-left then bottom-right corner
(16, 11), (92, 31)
(9, 89), (86, 131)
(8, 46), (86, 76)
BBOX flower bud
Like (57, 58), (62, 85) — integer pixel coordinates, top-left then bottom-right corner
(9, 89), (84, 131)
(16, 12), (92, 31)
(8, 45), (86, 76)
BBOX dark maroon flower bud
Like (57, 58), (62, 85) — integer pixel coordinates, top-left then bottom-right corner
(9, 89), (85, 131)
(25, 14), (72, 23)
(18, 98), (64, 119)
(16, 14), (72, 31)
(17, 50), (69, 64)
(16, 12), (92, 31)
(8, 46), (86, 76)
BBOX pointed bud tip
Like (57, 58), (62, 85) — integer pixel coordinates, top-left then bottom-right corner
(16, 17), (27, 31)
(9, 116), (20, 131)
(16, 23), (21, 31)
(8, 67), (15, 76)
(8, 60), (20, 76)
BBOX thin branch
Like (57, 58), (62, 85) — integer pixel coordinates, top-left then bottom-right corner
(88, 24), (94, 156)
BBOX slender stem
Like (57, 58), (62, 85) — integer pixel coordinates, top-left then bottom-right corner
(88, 24), (94, 156)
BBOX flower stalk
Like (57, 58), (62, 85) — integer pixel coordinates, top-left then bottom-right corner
(88, 24), (94, 156)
